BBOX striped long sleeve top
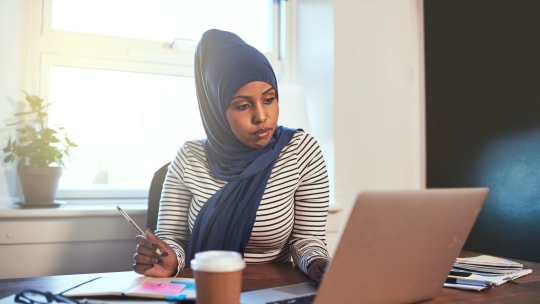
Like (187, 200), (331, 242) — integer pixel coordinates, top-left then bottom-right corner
(155, 130), (331, 276)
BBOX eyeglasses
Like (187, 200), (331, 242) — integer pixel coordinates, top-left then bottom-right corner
(15, 289), (80, 304)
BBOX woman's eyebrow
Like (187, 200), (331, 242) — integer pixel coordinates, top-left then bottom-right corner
(231, 86), (275, 101)
(263, 87), (275, 94)
(231, 95), (251, 101)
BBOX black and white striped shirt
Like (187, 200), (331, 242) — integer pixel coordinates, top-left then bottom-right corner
(156, 130), (330, 275)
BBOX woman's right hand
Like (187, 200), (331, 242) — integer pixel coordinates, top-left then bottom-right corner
(132, 229), (178, 277)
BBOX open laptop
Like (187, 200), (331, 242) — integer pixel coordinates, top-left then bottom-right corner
(241, 188), (489, 304)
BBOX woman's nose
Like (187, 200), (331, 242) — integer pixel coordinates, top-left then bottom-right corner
(252, 104), (267, 123)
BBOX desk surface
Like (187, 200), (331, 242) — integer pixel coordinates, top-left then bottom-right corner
(1, 255), (539, 303)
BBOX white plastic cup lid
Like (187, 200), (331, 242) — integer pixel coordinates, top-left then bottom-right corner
(190, 250), (246, 272)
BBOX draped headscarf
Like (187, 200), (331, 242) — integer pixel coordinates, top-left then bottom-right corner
(186, 29), (296, 264)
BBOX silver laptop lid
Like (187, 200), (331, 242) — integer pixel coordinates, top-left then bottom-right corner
(314, 188), (488, 304)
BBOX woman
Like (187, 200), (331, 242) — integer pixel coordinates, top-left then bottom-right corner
(133, 29), (330, 282)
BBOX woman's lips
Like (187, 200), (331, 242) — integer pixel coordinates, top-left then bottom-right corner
(254, 128), (272, 138)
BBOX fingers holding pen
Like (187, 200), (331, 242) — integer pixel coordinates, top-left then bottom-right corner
(133, 235), (159, 268)
(133, 229), (177, 277)
(117, 206), (176, 276)
(136, 229), (168, 257)
(134, 231), (168, 268)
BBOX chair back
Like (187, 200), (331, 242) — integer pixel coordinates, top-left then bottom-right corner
(147, 162), (170, 231)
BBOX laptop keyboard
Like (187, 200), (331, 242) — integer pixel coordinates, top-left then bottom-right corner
(266, 294), (316, 304)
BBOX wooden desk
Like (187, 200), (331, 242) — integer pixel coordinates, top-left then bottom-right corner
(1, 257), (539, 303)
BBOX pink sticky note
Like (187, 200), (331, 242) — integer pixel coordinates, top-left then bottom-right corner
(135, 281), (186, 295)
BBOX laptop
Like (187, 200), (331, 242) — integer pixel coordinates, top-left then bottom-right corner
(241, 188), (489, 304)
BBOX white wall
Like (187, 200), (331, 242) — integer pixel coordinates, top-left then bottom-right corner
(295, 0), (425, 236)
(0, 0), (425, 278)
(332, 0), (425, 228)
(296, 0), (335, 201)
(0, 0), (26, 206)
(0, 206), (145, 279)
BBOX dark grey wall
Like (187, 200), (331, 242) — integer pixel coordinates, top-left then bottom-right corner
(424, 0), (540, 262)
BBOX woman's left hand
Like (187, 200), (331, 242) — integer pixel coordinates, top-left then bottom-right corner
(307, 258), (329, 282)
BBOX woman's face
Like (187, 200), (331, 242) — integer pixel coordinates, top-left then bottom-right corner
(226, 81), (279, 149)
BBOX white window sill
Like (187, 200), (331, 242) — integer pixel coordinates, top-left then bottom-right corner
(0, 200), (343, 260)
(0, 200), (341, 219)
(0, 200), (147, 219)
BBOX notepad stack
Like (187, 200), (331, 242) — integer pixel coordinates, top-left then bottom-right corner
(444, 255), (533, 291)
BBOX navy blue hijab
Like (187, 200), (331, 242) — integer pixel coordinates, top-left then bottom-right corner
(186, 29), (296, 264)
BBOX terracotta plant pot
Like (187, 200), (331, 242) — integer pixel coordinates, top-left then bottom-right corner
(17, 166), (63, 204)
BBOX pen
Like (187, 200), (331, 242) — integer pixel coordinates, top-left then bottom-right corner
(445, 276), (495, 287)
(116, 205), (162, 255)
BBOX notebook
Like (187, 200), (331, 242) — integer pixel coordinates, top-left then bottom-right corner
(61, 271), (196, 300)
(241, 188), (489, 304)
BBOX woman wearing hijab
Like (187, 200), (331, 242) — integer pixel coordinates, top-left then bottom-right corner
(133, 29), (330, 282)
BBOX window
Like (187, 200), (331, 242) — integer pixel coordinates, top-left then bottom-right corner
(34, 0), (285, 200)
(50, 0), (275, 53)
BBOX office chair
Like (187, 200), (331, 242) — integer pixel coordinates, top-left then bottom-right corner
(147, 162), (170, 231)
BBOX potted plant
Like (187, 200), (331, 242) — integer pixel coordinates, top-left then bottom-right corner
(2, 91), (77, 206)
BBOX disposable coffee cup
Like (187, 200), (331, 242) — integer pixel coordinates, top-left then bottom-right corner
(191, 250), (245, 304)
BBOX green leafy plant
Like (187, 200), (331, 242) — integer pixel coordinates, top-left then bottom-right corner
(2, 91), (77, 168)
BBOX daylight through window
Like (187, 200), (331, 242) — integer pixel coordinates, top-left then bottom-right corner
(38, 0), (281, 199)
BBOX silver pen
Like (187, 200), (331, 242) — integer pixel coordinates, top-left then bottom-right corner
(116, 205), (162, 255)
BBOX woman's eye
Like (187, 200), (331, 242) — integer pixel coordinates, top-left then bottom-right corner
(263, 97), (276, 104)
(235, 103), (249, 110)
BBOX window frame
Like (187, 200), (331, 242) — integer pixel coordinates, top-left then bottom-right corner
(29, 0), (291, 202)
